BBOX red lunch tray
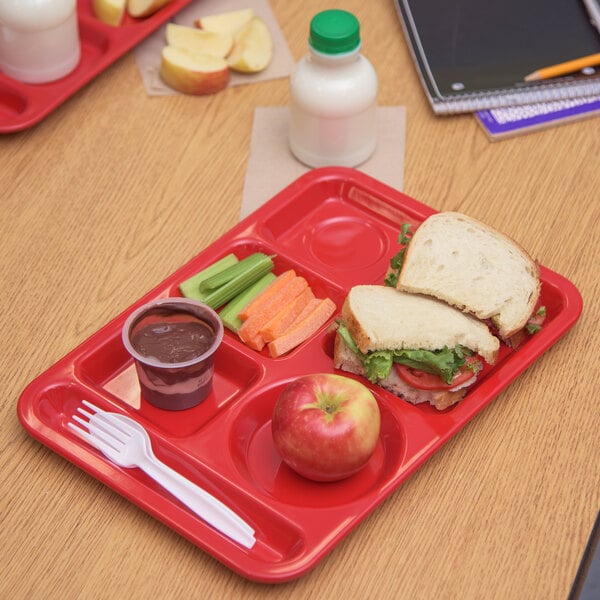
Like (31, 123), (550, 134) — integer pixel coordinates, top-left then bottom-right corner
(0, 0), (192, 133)
(17, 167), (583, 582)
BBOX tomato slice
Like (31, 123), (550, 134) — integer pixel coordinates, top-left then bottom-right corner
(394, 356), (480, 391)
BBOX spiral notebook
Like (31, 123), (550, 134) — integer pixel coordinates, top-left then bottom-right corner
(394, 0), (600, 114)
(475, 96), (600, 140)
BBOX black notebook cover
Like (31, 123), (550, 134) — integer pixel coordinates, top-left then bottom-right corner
(395, 0), (600, 114)
(569, 510), (600, 600)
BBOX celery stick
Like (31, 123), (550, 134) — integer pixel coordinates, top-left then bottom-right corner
(179, 253), (238, 300)
(200, 253), (274, 290)
(202, 256), (276, 309)
(219, 272), (276, 332)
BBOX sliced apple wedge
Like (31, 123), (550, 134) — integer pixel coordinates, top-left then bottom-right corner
(159, 46), (230, 95)
(227, 17), (272, 74)
(127, 0), (174, 18)
(165, 24), (233, 58)
(93, 0), (126, 26)
(195, 8), (254, 36)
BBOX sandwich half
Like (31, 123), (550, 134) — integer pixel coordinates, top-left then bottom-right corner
(395, 212), (541, 344)
(333, 285), (500, 410)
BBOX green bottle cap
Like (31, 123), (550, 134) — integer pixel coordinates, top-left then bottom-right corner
(309, 9), (361, 55)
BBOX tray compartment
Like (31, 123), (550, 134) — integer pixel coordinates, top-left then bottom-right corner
(167, 237), (347, 300)
(256, 170), (431, 240)
(77, 328), (266, 437)
(168, 237), (348, 360)
(29, 382), (309, 565)
(258, 185), (429, 287)
(225, 377), (407, 507)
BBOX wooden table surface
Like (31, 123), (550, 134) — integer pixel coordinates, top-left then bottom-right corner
(2, 1), (599, 598)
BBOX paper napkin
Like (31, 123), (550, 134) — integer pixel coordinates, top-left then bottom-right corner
(240, 106), (407, 219)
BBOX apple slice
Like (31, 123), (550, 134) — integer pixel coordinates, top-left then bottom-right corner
(165, 23), (233, 58)
(159, 46), (230, 95)
(227, 17), (272, 74)
(127, 0), (174, 18)
(195, 8), (254, 36)
(92, 0), (126, 26)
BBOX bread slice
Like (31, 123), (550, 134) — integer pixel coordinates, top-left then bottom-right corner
(342, 285), (499, 364)
(396, 212), (540, 340)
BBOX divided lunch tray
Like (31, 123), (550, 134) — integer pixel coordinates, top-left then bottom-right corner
(0, 0), (192, 134)
(17, 168), (583, 582)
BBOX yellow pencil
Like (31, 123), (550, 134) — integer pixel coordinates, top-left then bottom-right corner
(524, 52), (600, 81)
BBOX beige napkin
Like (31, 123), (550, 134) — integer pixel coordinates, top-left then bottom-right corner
(134, 0), (294, 96)
(240, 106), (407, 219)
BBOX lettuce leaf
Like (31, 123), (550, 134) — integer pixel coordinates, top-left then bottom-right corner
(364, 350), (394, 382)
(392, 346), (473, 384)
(337, 322), (474, 384)
(384, 223), (414, 287)
(337, 322), (392, 382)
(337, 321), (360, 354)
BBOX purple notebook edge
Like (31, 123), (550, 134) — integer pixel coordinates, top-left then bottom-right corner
(476, 97), (600, 138)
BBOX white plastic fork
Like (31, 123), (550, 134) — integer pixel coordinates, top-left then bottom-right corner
(68, 400), (256, 549)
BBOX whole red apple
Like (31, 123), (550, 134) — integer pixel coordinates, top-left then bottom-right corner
(271, 373), (381, 482)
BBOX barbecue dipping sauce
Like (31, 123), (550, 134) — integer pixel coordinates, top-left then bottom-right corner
(131, 316), (214, 364)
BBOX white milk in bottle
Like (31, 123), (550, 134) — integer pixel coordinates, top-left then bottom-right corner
(0, 0), (80, 84)
(289, 9), (378, 168)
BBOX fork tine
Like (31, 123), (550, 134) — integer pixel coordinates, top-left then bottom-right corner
(82, 399), (105, 415)
(68, 421), (119, 456)
(76, 407), (95, 420)
(72, 414), (125, 451)
(72, 414), (90, 428)
(77, 406), (133, 439)
(78, 403), (133, 438)
(73, 410), (131, 451)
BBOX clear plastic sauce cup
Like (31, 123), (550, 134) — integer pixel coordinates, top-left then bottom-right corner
(122, 298), (224, 410)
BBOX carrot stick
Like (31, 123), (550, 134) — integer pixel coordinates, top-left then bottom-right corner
(238, 276), (309, 350)
(260, 287), (315, 343)
(239, 331), (267, 352)
(267, 297), (336, 358)
(286, 297), (321, 329)
(238, 269), (296, 321)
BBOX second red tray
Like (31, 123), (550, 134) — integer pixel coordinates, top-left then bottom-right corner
(0, 0), (192, 133)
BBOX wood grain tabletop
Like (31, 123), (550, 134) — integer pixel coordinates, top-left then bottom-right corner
(1, 1), (598, 598)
